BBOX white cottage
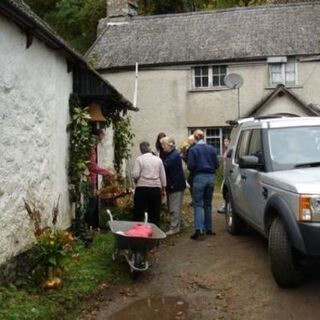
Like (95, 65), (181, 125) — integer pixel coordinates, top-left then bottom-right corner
(87, 1), (320, 159)
(0, 0), (135, 282)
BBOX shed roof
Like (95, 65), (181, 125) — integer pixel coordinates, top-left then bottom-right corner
(87, 2), (320, 70)
(0, 0), (136, 111)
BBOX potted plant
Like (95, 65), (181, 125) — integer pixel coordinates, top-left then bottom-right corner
(24, 196), (75, 289)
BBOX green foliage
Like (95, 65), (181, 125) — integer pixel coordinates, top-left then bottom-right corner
(25, 0), (57, 16)
(67, 96), (134, 233)
(0, 234), (129, 320)
(138, 0), (186, 14)
(137, 0), (266, 14)
(25, 0), (105, 53)
(31, 230), (75, 270)
(113, 116), (135, 175)
(67, 95), (92, 213)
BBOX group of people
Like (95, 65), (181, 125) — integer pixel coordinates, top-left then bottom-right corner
(132, 129), (220, 240)
(85, 127), (226, 240)
(132, 135), (185, 235)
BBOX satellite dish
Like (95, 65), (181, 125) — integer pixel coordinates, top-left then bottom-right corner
(224, 73), (244, 89)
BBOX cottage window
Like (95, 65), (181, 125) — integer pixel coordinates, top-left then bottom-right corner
(193, 65), (228, 89)
(268, 57), (296, 86)
(194, 66), (209, 88)
(212, 66), (227, 87)
(189, 127), (231, 155)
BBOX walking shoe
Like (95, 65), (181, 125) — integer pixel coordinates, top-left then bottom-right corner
(166, 229), (179, 236)
(190, 230), (204, 240)
(206, 230), (216, 236)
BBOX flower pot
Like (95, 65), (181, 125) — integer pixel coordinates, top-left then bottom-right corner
(42, 266), (64, 290)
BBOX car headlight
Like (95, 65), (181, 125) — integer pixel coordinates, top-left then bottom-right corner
(299, 195), (320, 221)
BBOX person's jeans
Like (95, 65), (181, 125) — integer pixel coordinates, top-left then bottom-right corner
(192, 173), (215, 232)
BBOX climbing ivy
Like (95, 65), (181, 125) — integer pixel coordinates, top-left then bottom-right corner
(113, 116), (135, 175)
(67, 95), (135, 234)
(67, 94), (92, 229)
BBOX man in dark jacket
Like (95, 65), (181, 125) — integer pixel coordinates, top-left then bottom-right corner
(187, 129), (219, 240)
(161, 137), (186, 235)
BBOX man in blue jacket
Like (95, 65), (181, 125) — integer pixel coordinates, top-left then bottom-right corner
(161, 137), (186, 235)
(187, 129), (219, 240)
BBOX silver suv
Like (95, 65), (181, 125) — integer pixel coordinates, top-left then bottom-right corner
(223, 115), (320, 287)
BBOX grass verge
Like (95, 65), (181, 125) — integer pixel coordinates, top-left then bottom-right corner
(0, 233), (130, 320)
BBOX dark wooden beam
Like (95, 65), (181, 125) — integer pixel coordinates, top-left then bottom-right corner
(67, 59), (73, 73)
(25, 30), (33, 49)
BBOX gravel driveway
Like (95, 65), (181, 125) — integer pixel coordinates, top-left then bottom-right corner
(78, 195), (320, 320)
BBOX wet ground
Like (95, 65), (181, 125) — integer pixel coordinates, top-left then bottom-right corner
(78, 195), (320, 320)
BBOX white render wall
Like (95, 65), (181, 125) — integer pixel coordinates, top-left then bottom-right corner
(0, 15), (72, 265)
(102, 60), (320, 160)
(98, 125), (115, 186)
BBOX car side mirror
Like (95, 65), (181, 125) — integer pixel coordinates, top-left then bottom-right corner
(226, 149), (233, 158)
(239, 155), (263, 169)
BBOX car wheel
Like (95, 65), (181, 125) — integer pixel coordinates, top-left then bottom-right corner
(268, 217), (305, 287)
(225, 191), (246, 235)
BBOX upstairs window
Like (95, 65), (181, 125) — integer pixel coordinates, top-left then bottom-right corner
(193, 65), (228, 89)
(194, 66), (209, 88)
(212, 66), (227, 87)
(268, 56), (296, 87)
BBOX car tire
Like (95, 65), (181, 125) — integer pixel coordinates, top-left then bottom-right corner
(268, 217), (305, 287)
(225, 191), (246, 235)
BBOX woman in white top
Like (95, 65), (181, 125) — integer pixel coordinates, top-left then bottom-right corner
(132, 141), (167, 226)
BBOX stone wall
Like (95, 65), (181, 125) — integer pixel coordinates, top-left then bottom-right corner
(0, 15), (72, 269)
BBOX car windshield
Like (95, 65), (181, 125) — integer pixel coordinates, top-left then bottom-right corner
(268, 126), (320, 171)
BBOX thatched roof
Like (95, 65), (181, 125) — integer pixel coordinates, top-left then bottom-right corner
(87, 2), (320, 70)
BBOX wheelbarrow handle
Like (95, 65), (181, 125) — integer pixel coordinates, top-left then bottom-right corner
(107, 209), (113, 221)
(144, 212), (148, 224)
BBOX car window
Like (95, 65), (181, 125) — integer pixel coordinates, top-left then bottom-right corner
(235, 130), (251, 163)
(248, 129), (264, 160)
(268, 126), (320, 170)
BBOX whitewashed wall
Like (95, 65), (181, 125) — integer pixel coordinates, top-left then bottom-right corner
(102, 60), (320, 160)
(0, 15), (72, 265)
(98, 125), (115, 186)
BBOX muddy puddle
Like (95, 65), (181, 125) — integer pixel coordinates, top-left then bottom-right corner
(108, 296), (188, 320)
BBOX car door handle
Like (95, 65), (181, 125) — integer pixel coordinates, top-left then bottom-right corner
(241, 175), (247, 180)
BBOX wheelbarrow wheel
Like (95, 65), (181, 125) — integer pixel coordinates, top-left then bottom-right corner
(130, 269), (140, 279)
(130, 252), (145, 279)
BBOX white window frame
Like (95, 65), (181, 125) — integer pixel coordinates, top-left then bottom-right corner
(212, 65), (227, 87)
(268, 56), (297, 87)
(193, 66), (209, 88)
(193, 65), (228, 89)
(188, 127), (231, 155)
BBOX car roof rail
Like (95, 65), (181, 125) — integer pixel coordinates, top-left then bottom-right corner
(226, 117), (254, 126)
(226, 113), (300, 126)
(254, 113), (300, 120)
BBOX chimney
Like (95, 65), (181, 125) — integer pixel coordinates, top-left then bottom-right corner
(107, 0), (138, 18)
